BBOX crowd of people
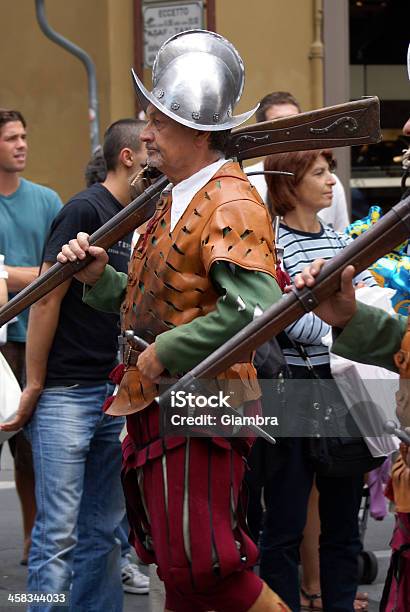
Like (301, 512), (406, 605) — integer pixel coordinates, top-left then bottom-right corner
(0, 28), (409, 612)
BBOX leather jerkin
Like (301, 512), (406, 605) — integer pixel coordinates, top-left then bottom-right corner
(107, 161), (277, 416)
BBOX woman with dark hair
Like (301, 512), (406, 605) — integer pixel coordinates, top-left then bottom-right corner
(258, 149), (375, 611)
(265, 149), (375, 373)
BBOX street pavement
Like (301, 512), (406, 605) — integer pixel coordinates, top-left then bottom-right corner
(1, 443), (393, 611)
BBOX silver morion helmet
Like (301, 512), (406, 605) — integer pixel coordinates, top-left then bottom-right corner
(131, 29), (258, 131)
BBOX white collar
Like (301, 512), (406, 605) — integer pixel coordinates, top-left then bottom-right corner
(170, 158), (229, 232)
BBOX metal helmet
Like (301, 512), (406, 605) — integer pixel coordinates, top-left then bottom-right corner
(131, 29), (258, 131)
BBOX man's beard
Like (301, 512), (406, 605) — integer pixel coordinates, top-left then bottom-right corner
(146, 151), (163, 170)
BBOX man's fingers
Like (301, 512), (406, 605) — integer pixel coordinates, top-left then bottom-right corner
(294, 260), (355, 293)
(305, 258), (326, 285)
(294, 259), (326, 289)
(77, 232), (90, 249)
(0, 416), (25, 431)
(88, 246), (108, 262)
(137, 344), (165, 381)
(58, 243), (107, 269)
(61, 233), (91, 262)
(68, 238), (87, 260)
(340, 265), (356, 295)
(309, 258), (326, 277)
(60, 243), (79, 262)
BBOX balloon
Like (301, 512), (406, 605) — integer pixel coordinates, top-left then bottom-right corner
(345, 206), (410, 315)
(371, 257), (410, 316)
(345, 205), (382, 240)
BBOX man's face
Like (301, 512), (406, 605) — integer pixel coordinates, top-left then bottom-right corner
(140, 105), (200, 181)
(265, 103), (299, 121)
(0, 121), (27, 173)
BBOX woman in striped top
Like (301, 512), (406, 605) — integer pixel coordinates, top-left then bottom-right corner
(270, 149), (376, 368)
(279, 221), (376, 368)
(257, 150), (372, 611)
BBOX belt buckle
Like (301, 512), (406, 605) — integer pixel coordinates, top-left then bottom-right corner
(118, 333), (133, 366)
(124, 344), (133, 367)
(118, 333), (127, 363)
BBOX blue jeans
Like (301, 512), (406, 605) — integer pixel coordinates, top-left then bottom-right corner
(25, 384), (125, 612)
(116, 514), (132, 568)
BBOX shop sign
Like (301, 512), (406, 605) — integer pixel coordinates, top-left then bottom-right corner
(143, 1), (204, 67)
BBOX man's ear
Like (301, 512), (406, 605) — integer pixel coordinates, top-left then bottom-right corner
(195, 130), (211, 149)
(119, 147), (134, 168)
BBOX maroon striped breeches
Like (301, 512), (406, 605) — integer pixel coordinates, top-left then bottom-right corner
(122, 401), (264, 611)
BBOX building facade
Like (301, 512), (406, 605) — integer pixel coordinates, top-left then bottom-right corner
(1, 0), (407, 210)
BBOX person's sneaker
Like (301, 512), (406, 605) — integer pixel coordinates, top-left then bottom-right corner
(121, 562), (150, 594)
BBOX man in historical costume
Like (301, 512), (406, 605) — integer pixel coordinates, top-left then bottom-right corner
(57, 30), (289, 611)
(294, 259), (410, 611)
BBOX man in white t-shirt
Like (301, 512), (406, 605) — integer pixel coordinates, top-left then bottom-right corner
(246, 91), (350, 231)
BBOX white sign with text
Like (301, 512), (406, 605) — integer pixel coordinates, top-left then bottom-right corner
(143, 1), (204, 67)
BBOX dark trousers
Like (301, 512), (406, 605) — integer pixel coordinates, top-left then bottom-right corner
(259, 438), (363, 612)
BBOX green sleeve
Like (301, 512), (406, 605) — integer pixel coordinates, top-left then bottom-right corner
(332, 301), (407, 372)
(155, 262), (282, 375)
(82, 264), (127, 314)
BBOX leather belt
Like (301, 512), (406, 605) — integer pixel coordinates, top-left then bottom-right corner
(123, 345), (253, 368)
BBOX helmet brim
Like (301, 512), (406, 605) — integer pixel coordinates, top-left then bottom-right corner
(131, 68), (258, 132)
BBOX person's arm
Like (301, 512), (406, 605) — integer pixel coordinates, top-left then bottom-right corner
(82, 264), (128, 314)
(1, 199), (102, 431)
(154, 262), (282, 375)
(332, 301), (407, 372)
(0, 262), (71, 431)
(285, 312), (331, 346)
(4, 265), (39, 292)
(291, 259), (407, 372)
(284, 264), (375, 346)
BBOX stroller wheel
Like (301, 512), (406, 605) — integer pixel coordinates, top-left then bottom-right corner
(358, 550), (378, 584)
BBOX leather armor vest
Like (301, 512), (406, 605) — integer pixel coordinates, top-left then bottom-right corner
(107, 161), (277, 416)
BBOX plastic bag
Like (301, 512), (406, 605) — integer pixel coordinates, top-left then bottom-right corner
(330, 286), (400, 457)
(0, 318), (18, 347)
(0, 352), (21, 442)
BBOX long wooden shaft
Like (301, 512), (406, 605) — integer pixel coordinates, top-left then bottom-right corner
(228, 97), (381, 160)
(0, 97), (381, 328)
(160, 195), (410, 398)
(0, 176), (168, 327)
